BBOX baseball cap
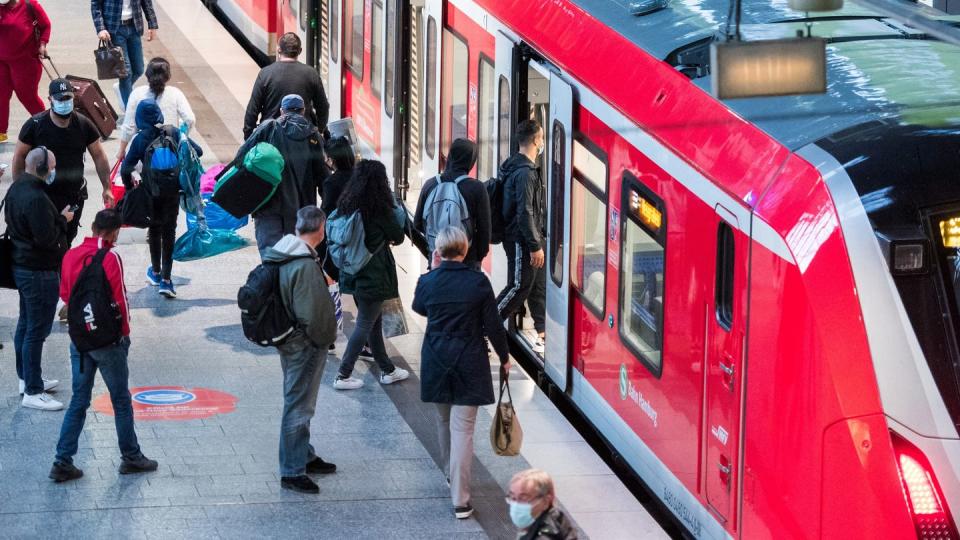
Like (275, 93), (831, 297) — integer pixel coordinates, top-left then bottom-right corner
(49, 78), (74, 100)
(281, 94), (305, 111)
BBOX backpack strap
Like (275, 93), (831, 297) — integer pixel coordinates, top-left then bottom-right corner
(453, 174), (470, 184)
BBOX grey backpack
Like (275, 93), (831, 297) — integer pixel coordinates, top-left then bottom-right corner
(423, 174), (471, 253)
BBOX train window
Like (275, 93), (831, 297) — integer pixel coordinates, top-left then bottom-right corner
(478, 56), (496, 181)
(549, 120), (566, 287)
(619, 173), (666, 376)
(371, 0), (383, 98)
(345, 0), (363, 78)
(329, 0), (339, 63)
(384, 0), (395, 117)
(298, 0), (308, 32)
(441, 30), (469, 156)
(498, 76), (510, 166)
(570, 136), (608, 318)
(715, 222), (735, 330)
(424, 16), (437, 159)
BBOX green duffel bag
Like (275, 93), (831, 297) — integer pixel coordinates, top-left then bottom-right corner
(211, 142), (285, 218)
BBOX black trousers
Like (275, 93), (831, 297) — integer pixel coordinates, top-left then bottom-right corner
(148, 195), (180, 281)
(496, 241), (546, 333)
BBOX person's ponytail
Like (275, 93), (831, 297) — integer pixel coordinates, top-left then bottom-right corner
(146, 57), (171, 98)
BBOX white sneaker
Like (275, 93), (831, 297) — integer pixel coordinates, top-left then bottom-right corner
(532, 336), (545, 355)
(19, 378), (59, 394)
(21, 392), (64, 411)
(333, 376), (364, 390)
(380, 367), (410, 385)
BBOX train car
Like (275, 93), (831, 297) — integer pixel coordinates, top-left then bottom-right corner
(217, 0), (960, 537)
(204, 0), (310, 64)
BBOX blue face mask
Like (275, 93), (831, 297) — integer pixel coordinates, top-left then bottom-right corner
(52, 98), (73, 116)
(509, 501), (536, 529)
(44, 169), (56, 185)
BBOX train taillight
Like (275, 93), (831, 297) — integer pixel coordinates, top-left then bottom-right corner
(892, 433), (959, 540)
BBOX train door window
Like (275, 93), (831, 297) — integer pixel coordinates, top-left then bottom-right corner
(498, 76), (510, 166)
(424, 16), (437, 159)
(441, 29), (469, 156)
(716, 222), (735, 330)
(570, 137), (607, 317)
(345, 0), (363, 77)
(526, 65), (550, 171)
(371, 0), (383, 98)
(549, 120), (566, 286)
(384, 0), (395, 116)
(620, 173), (666, 375)
(478, 56), (496, 181)
(298, 0), (308, 31)
(329, 0), (339, 63)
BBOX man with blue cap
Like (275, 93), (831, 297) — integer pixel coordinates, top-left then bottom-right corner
(234, 93), (325, 258)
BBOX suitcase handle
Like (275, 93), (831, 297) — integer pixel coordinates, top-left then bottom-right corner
(40, 56), (61, 81)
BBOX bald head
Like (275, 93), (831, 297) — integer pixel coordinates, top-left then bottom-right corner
(24, 147), (55, 178)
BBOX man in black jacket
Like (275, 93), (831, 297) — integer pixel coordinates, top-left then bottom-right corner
(244, 33), (330, 140)
(413, 138), (492, 269)
(236, 94), (325, 258)
(496, 120), (547, 354)
(4, 147), (74, 411)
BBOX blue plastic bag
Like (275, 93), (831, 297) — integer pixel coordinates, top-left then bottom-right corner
(179, 135), (204, 215)
(173, 220), (247, 262)
(186, 193), (249, 231)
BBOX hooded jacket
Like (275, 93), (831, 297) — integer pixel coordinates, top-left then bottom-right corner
(500, 152), (545, 253)
(236, 113), (324, 220)
(120, 99), (202, 189)
(413, 139), (492, 265)
(60, 236), (130, 336)
(3, 173), (69, 271)
(262, 234), (337, 348)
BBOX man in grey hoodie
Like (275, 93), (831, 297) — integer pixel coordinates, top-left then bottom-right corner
(262, 205), (338, 494)
(235, 94), (326, 259)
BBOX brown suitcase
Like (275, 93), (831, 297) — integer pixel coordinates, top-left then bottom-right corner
(41, 57), (118, 140)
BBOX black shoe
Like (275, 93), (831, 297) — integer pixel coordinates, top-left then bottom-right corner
(305, 457), (337, 475)
(328, 343), (336, 351)
(281, 475), (319, 493)
(118, 455), (159, 475)
(49, 462), (83, 483)
(359, 346), (374, 358)
(454, 504), (474, 519)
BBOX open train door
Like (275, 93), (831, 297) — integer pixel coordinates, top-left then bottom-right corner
(326, 0), (343, 120)
(378, 0), (400, 190)
(419, 0), (442, 179)
(544, 72), (575, 390)
(704, 205), (748, 529)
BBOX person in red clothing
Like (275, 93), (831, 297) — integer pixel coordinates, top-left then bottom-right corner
(49, 208), (158, 483)
(0, 0), (50, 144)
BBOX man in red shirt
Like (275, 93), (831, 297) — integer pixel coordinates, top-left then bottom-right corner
(49, 208), (158, 482)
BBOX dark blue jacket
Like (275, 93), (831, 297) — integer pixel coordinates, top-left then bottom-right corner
(412, 261), (509, 406)
(91, 0), (157, 36)
(121, 99), (201, 189)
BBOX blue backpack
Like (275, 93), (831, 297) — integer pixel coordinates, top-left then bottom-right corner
(142, 126), (181, 197)
(325, 209), (381, 275)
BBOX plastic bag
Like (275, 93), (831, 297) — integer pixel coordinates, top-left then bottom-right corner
(380, 297), (408, 338)
(173, 221), (247, 262)
(179, 137), (204, 215)
(329, 283), (343, 331)
(186, 193), (249, 231)
(200, 163), (226, 194)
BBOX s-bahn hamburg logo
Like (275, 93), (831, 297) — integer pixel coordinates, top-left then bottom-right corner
(619, 364), (629, 400)
(93, 386), (237, 421)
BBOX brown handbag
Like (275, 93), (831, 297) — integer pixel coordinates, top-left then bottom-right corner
(95, 40), (128, 80)
(490, 369), (523, 456)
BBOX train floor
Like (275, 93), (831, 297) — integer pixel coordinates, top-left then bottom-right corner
(0, 1), (664, 538)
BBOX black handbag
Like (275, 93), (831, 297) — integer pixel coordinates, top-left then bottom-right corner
(117, 186), (152, 228)
(94, 40), (128, 80)
(0, 198), (16, 290)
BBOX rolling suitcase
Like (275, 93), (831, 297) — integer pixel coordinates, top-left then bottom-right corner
(41, 57), (118, 140)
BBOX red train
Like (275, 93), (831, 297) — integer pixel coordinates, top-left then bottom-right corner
(215, 0), (960, 537)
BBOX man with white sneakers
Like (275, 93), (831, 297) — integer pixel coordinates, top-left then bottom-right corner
(4, 147), (72, 410)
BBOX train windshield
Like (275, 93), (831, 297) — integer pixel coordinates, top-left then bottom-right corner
(923, 210), (960, 432)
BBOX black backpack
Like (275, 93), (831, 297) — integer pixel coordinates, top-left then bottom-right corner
(142, 126), (181, 197)
(68, 248), (123, 353)
(485, 176), (507, 245)
(237, 258), (307, 347)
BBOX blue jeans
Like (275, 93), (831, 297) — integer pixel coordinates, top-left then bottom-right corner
(278, 335), (326, 476)
(55, 337), (142, 465)
(113, 22), (144, 108)
(13, 266), (59, 395)
(338, 296), (396, 378)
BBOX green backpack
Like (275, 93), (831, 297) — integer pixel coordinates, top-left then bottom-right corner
(212, 142), (285, 218)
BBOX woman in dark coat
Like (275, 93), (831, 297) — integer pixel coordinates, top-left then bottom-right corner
(412, 226), (510, 520)
(334, 159), (409, 390)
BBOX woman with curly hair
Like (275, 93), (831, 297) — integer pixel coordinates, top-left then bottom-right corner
(333, 160), (410, 390)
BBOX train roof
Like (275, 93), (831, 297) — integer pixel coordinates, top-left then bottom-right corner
(572, 0), (960, 150)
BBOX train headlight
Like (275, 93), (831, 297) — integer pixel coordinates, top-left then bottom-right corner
(876, 231), (929, 276)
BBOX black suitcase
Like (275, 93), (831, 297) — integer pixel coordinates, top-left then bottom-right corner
(42, 57), (118, 140)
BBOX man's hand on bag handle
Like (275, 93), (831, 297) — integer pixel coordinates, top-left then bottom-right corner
(102, 190), (115, 208)
(98, 30), (110, 42)
(38, 42), (47, 60)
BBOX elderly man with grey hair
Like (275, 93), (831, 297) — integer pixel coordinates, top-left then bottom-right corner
(507, 469), (577, 539)
(4, 147), (74, 410)
(261, 205), (339, 493)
